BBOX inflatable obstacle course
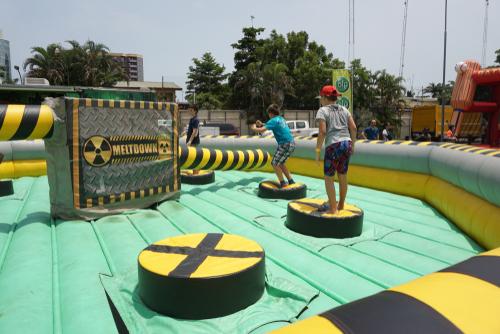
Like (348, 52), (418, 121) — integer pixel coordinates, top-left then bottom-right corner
(138, 233), (266, 319)
(258, 180), (307, 199)
(180, 170), (215, 185)
(286, 198), (363, 238)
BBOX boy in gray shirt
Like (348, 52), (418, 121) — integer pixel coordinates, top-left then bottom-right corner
(315, 85), (357, 214)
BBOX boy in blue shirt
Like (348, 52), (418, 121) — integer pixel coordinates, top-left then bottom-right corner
(251, 104), (296, 187)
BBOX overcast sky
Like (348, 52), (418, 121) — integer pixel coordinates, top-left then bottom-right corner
(2, 0), (499, 97)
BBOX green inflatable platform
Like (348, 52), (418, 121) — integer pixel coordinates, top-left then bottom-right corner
(0, 171), (482, 333)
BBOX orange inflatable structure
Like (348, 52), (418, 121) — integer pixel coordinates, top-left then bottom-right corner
(451, 60), (500, 146)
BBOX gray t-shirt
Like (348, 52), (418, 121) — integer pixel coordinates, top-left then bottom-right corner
(315, 104), (352, 146)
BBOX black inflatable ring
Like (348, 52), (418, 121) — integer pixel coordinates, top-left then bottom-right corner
(258, 180), (307, 200)
(286, 198), (363, 238)
(138, 233), (266, 319)
(181, 170), (215, 185)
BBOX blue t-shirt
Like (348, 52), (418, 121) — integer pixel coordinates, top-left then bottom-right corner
(265, 116), (294, 145)
(364, 126), (379, 140)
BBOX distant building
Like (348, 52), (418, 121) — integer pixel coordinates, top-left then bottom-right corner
(0, 32), (12, 82)
(110, 53), (144, 81)
(114, 81), (182, 102)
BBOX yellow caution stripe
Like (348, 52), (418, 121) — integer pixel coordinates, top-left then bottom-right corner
(0, 104), (54, 141)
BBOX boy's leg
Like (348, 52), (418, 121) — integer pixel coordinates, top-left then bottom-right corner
(324, 176), (337, 214)
(280, 164), (294, 183)
(272, 144), (287, 186)
(336, 141), (353, 210)
(272, 164), (285, 182)
(280, 142), (295, 184)
(337, 173), (348, 210)
(323, 143), (337, 214)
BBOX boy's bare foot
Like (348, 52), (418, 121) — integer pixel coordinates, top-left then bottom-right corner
(337, 203), (344, 210)
(325, 209), (338, 215)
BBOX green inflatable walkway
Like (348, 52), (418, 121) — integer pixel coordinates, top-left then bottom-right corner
(0, 172), (482, 334)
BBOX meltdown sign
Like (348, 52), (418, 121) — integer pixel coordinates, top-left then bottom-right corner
(44, 98), (180, 220)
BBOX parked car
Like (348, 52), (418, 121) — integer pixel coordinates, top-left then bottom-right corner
(263, 120), (318, 137)
(203, 122), (240, 136)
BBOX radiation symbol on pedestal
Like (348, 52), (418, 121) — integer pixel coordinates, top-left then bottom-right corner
(83, 136), (112, 167)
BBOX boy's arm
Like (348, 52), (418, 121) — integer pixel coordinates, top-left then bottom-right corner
(348, 116), (357, 153)
(251, 124), (268, 134)
(315, 120), (327, 161)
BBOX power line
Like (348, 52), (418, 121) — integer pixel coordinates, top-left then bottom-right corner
(348, 0), (351, 64)
(399, 0), (409, 79)
(481, 0), (489, 66)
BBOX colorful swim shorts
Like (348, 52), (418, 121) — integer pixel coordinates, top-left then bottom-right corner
(324, 140), (352, 176)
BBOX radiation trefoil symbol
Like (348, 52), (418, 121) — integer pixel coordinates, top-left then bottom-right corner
(83, 136), (112, 167)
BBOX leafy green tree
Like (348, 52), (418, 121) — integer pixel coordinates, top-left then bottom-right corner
(185, 52), (228, 109)
(350, 59), (376, 126)
(262, 62), (293, 108)
(231, 27), (266, 72)
(228, 28), (344, 110)
(228, 27), (266, 109)
(235, 62), (265, 121)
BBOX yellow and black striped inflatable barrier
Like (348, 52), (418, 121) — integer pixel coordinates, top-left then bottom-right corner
(179, 146), (271, 171)
(0, 153), (13, 197)
(0, 105), (54, 141)
(286, 198), (364, 238)
(273, 247), (500, 333)
(138, 233), (266, 319)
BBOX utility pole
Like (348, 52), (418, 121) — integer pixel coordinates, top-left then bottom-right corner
(481, 0), (489, 66)
(440, 0), (448, 142)
(250, 15), (255, 28)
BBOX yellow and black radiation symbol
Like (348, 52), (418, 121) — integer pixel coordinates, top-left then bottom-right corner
(83, 136), (112, 167)
(158, 138), (170, 159)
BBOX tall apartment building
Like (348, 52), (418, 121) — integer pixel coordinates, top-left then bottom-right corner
(0, 31), (12, 82)
(110, 53), (144, 81)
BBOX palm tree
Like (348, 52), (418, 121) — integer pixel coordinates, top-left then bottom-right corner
(371, 70), (405, 128)
(23, 43), (65, 85)
(424, 83), (441, 98)
(23, 40), (126, 87)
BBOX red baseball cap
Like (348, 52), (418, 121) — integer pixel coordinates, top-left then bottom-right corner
(318, 85), (342, 98)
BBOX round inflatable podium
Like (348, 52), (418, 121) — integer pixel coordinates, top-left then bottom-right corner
(138, 233), (266, 319)
(180, 170), (215, 185)
(286, 198), (363, 238)
(258, 180), (307, 200)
